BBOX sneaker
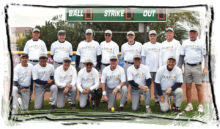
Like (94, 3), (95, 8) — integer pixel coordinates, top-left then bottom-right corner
(198, 105), (204, 113)
(146, 108), (152, 114)
(119, 107), (123, 112)
(184, 104), (193, 112)
(51, 105), (56, 112)
(174, 107), (181, 114)
(71, 104), (76, 110)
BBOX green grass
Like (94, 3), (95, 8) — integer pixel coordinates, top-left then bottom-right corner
(10, 100), (209, 126)
(19, 100), (202, 117)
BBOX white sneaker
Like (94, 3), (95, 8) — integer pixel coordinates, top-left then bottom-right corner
(184, 104), (193, 112)
(198, 105), (204, 113)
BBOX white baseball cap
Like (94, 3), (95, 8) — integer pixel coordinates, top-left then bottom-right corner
(85, 29), (93, 34)
(127, 31), (135, 36)
(105, 30), (112, 35)
(84, 59), (93, 64)
(168, 56), (176, 61)
(32, 28), (40, 33)
(189, 27), (198, 32)
(110, 55), (118, 60)
(149, 30), (157, 35)
(166, 27), (174, 32)
(133, 54), (141, 59)
(63, 57), (71, 62)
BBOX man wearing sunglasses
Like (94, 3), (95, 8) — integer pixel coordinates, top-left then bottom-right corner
(77, 59), (102, 110)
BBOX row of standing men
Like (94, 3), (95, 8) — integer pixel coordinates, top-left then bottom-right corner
(12, 27), (208, 113)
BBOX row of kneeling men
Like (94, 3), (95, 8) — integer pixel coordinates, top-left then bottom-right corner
(12, 52), (183, 114)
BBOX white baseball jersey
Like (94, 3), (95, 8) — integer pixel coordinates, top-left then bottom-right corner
(32, 63), (54, 87)
(121, 41), (142, 63)
(23, 39), (47, 60)
(77, 67), (99, 93)
(127, 64), (151, 86)
(180, 39), (206, 64)
(100, 40), (119, 64)
(141, 42), (161, 72)
(159, 39), (181, 67)
(13, 63), (33, 87)
(101, 65), (126, 89)
(155, 65), (183, 91)
(76, 40), (101, 66)
(50, 40), (73, 63)
(54, 65), (77, 88)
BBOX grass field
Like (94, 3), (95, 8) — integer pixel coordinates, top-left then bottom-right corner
(9, 99), (209, 126)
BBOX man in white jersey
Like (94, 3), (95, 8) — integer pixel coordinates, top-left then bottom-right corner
(23, 28), (47, 65)
(54, 57), (77, 109)
(141, 30), (161, 105)
(76, 29), (101, 71)
(121, 31), (142, 76)
(159, 28), (181, 67)
(178, 27), (208, 113)
(50, 30), (73, 69)
(101, 55), (128, 112)
(12, 53), (33, 112)
(127, 54), (152, 113)
(32, 53), (57, 111)
(155, 56), (183, 113)
(100, 30), (119, 71)
(77, 59), (102, 109)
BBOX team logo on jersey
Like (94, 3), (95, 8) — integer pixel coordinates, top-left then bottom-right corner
(28, 71), (31, 75)
(90, 46), (95, 50)
(171, 76), (175, 80)
(138, 73), (143, 77)
(194, 45), (198, 48)
(38, 45), (41, 48)
(168, 46), (173, 50)
(46, 70), (51, 75)
(89, 77), (93, 82)
(114, 75), (119, 79)
(63, 47), (68, 51)
(67, 75), (72, 79)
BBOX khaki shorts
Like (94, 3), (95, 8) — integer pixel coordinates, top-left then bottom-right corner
(184, 64), (202, 85)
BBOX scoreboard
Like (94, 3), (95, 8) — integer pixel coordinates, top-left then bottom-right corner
(66, 8), (167, 22)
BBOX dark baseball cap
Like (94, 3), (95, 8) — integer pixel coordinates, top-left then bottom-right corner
(58, 30), (66, 35)
(20, 53), (28, 58)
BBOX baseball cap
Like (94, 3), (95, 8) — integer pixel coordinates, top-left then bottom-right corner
(110, 55), (118, 60)
(20, 53), (28, 58)
(58, 30), (66, 35)
(39, 53), (48, 59)
(127, 31), (135, 36)
(149, 30), (157, 35)
(63, 57), (71, 62)
(105, 30), (112, 35)
(133, 54), (141, 59)
(166, 27), (174, 32)
(85, 29), (93, 34)
(189, 27), (198, 32)
(84, 59), (93, 64)
(32, 28), (40, 33)
(168, 56), (176, 61)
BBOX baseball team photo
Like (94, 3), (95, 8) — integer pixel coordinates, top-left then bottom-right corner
(1, 3), (217, 127)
